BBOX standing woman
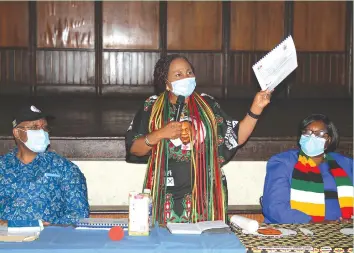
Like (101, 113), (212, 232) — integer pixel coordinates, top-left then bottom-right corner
(126, 54), (271, 224)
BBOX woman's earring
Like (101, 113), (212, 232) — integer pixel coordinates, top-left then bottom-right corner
(166, 79), (172, 91)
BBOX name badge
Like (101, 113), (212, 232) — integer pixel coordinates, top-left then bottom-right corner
(167, 177), (174, 187)
(44, 173), (60, 178)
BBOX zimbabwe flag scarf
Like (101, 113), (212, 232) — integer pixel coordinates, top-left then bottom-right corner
(290, 151), (353, 222)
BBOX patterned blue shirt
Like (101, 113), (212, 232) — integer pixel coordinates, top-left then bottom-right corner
(0, 148), (89, 224)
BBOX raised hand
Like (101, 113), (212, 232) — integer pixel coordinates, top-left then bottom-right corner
(250, 90), (272, 114)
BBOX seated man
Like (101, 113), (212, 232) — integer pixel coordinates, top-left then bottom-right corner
(262, 114), (353, 224)
(0, 104), (89, 225)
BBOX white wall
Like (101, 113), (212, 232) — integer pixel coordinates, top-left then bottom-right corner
(73, 161), (267, 206)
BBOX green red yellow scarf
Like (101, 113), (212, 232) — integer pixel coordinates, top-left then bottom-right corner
(290, 151), (353, 222)
(144, 92), (226, 224)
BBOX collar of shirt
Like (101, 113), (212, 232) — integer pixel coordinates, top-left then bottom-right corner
(9, 147), (47, 170)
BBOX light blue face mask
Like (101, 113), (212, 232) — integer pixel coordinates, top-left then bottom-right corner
(19, 129), (50, 153)
(170, 77), (196, 97)
(299, 134), (326, 157)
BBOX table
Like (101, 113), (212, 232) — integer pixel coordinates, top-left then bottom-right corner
(0, 226), (246, 253)
(233, 223), (353, 253)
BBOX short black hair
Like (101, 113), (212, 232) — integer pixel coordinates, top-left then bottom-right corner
(298, 114), (339, 152)
(153, 54), (195, 94)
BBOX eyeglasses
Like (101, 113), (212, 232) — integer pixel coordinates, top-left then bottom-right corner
(16, 126), (51, 133)
(302, 129), (328, 138)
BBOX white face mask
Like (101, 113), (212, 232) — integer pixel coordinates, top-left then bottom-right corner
(170, 77), (196, 97)
(18, 129), (50, 153)
(299, 134), (326, 157)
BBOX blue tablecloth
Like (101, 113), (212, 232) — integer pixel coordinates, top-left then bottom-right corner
(0, 226), (246, 253)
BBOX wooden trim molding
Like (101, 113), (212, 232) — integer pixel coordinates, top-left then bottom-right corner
(89, 213), (265, 224)
(89, 205), (265, 223)
(0, 136), (352, 161)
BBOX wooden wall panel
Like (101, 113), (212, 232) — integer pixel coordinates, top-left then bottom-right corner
(0, 49), (29, 84)
(296, 53), (346, 86)
(228, 52), (267, 97)
(103, 2), (159, 49)
(293, 2), (346, 52)
(0, 2), (28, 47)
(0, 0), (351, 99)
(231, 2), (284, 51)
(167, 1), (222, 50)
(102, 52), (160, 86)
(36, 50), (95, 85)
(37, 1), (94, 48)
(290, 52), (348, 98)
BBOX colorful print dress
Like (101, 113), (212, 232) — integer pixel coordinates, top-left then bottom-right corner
(126, 93), (239, 223)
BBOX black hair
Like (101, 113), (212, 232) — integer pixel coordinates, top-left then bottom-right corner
(153, 54), (195, 93)
(298, 114), (339, 152)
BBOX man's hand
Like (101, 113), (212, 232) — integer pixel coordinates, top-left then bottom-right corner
(0, 219), (8, 226)
(42, 221), (51, 226)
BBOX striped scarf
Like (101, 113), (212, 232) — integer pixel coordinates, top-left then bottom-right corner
(290, 151), (353, 222)
(143, 91), (226, 224)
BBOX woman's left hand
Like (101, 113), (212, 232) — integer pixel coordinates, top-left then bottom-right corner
(250, 90), (272, 114)
(339, 217), (353, 224)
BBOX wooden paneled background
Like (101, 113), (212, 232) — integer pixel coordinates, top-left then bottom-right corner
(293, 2), (346, 52)
(37, 1), (95, 48)
(167, 2), (222, 50)
(103, 2), (159, 49)
(0, 1), (352, 98)
(0, 2), (28, 47)
(230, 2), (285, 51)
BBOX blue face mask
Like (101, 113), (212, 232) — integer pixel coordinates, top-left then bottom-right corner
(170, 77), (196, 97)
(19, 129), (50, 153)
(299, 134), (326, 157)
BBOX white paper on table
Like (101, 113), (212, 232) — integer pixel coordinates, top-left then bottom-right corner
(0, 231), (40, 242)
(252, 35), (298, 91)
(167, 220), (229, 235)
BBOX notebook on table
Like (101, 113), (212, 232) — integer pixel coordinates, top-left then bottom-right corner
(75, 218), (128, 230)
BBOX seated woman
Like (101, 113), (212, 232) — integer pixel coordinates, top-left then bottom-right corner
(126, 54), (271, 224)
(262, 114), (353, 224)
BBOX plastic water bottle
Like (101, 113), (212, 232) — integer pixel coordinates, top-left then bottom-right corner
(143, 188), (153, 230)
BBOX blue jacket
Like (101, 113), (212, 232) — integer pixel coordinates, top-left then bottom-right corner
(0, 148), (89, 224)
(262, 149), (353, 224)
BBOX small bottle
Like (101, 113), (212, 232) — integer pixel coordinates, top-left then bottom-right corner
(143, 188), (153, 230)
